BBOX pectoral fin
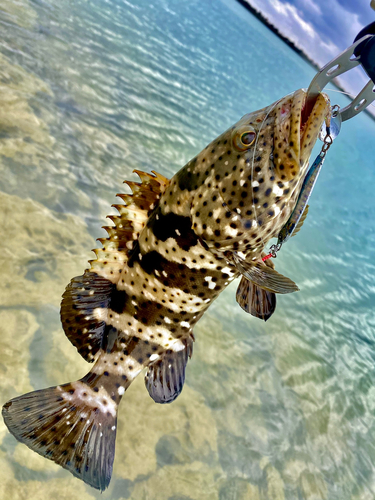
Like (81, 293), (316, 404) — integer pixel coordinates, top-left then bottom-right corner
(61, 270), (114, 362)
(236, 276), (276, 321)
(232, 253), (299, 294)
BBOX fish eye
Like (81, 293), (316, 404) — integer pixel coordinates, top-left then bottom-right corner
(241, 132), (256, 145)
(232, 126), (256, 151)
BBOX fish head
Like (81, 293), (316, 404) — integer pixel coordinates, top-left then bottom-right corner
(189, 89), (331, 255)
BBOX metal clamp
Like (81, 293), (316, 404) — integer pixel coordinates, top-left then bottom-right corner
(306, 30), (375, 122)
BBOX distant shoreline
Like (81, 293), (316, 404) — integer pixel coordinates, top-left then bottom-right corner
(235, 0), (321, 72)
(234, 0), (360, 108)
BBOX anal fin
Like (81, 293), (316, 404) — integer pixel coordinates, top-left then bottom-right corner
(145, 339), (193, 404)
(236, 276), (276, 321)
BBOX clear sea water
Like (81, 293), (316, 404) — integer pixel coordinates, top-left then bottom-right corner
(1, 0), (375, 499)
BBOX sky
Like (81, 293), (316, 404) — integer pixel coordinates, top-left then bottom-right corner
(245, 0), (375, 98)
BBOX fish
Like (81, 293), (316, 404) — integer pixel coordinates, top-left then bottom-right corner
(2, 88), (331, 491)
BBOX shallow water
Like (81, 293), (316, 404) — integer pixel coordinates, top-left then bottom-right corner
(1, 0), (375, 499)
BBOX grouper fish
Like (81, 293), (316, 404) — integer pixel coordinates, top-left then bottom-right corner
(2, 89), (330, 490)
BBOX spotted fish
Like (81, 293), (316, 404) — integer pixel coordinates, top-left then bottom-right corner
(2, 89), (330, 490)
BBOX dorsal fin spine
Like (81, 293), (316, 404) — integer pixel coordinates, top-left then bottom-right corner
(115, 194), (133, 204)
(124, 181), (141, 195)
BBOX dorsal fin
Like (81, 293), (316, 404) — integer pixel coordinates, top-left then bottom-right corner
(291, 204), (309, 238)
(89, 170), (169, 281)
(61, 170), (169, 362)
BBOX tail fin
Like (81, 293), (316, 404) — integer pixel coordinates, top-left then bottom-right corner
(2, 380), (117, 491)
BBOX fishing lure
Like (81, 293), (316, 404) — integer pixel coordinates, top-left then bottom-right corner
(263, 107), (341, 261)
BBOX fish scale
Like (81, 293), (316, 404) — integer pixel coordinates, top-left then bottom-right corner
(2, 88), (331, 491)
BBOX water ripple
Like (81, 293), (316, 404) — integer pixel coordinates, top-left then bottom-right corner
(1, 0), (375, 498)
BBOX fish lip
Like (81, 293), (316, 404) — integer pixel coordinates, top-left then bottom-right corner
(299, 89), (330, 137)
(300, 91), (317, 131)
(299, 91), (331, 166)
(299, 90), (330, 145)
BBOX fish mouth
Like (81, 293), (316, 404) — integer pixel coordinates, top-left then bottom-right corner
(299, 90), (330, 163)
(300, 91), (317, 130)
(273, 89), (330, 181)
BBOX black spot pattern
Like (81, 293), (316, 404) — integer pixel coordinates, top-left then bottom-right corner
(110, 289), (129, 315)
(176, 161), (201, 191)
(151, 210), (198, 251)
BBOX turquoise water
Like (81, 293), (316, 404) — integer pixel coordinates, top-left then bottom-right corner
(1, 0), (375, 499)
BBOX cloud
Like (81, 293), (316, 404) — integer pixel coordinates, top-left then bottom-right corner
(244, 0), (374, 94)
(272, 0), (316, 38)
(297, 0), (322, 16)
